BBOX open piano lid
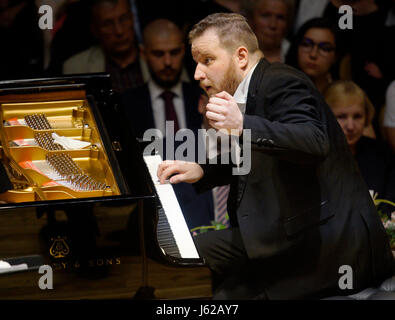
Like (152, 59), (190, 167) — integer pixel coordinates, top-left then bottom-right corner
(0, 73), (154, 207)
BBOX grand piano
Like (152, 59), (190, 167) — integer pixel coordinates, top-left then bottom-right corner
(0, 74), (211, 299)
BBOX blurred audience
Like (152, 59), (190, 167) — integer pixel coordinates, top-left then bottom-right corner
(242, 0), (294, 62)
(325, 80), (395, 213)
(323, 0), (395, 115)
(383, 80), (395, 153)
(286, 17), (339, 94)
(63, 0), (149, 93)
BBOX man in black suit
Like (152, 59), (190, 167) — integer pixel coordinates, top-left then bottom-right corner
(157, 13), (394, 299)
(121, 19), (214, 229)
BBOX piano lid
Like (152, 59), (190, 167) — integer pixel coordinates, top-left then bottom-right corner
(0, 74), (155, 208)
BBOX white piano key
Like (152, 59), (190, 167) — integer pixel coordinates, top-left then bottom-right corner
(143, 155), (200, 259)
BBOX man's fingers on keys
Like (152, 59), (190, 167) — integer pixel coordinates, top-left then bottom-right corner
(157, 160), (175, 180)
(169, 173), (186, 184)
(160, 164), (181, 184)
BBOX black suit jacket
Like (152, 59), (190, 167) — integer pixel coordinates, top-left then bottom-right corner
(120, 82), (214, 229)
(195, 59), (394, 299)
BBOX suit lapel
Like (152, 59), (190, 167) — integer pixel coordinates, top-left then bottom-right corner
(246, 58), (270, 115)
(236, 59), (270, 205)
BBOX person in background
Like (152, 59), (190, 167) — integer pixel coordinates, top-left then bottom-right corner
(242, 0), (294, 63)
(323, 0), (395, 116)
(285, 17), (339, 94)
(325, 80), (395, 215)
(63, 0), (149, 93)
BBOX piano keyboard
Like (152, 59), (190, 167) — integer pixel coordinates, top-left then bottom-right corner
(143, 155), (200, 260)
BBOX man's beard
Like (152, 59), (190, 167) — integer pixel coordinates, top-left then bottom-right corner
(215, 61), (242, 97)
(150, 67), (182, 89)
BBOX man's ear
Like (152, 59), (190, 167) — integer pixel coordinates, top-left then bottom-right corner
(235, 46), (248, 70)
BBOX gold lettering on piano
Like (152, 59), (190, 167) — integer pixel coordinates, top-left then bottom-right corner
(50, 257), (121, 270)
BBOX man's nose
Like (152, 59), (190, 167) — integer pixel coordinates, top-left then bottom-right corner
(113, 20), (124, 35)
(194, 64), (205, 81)
(268, 16), (277, 30)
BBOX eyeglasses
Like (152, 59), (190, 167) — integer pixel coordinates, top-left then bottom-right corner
(299, 37), (336, 57)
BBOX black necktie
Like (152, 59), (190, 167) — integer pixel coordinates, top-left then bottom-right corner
(160, 90), (179, 133)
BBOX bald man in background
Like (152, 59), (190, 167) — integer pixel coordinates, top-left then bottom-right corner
(120, 19), (215, 230)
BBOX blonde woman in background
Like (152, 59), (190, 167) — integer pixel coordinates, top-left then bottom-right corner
(325, 80), (395, 215)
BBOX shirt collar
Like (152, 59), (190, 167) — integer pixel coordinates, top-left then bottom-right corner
(148, 79), (183, 100)
(233, 62), (258, 104)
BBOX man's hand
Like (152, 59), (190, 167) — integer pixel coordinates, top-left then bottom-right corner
(206, 91), (243, 136)
(157, 160), (204, 184)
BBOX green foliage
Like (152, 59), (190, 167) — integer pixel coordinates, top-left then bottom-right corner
(190, 214), (229, 235)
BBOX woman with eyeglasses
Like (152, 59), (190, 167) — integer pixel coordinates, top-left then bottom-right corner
(285, 17), (340, 94)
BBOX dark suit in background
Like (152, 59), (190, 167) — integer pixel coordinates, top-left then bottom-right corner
(194, 59), (394, 299)
(121, 81), (214, 229)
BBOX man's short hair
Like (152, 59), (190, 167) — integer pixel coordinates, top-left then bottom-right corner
(89, 0), (130, 22)
(188, 13), (260, 54)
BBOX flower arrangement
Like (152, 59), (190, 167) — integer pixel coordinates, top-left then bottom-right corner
(374, 198), (395, 251)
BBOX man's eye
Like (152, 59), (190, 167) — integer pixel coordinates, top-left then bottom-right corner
(152, 51), (164, 57)
(204, 58), (212, 65)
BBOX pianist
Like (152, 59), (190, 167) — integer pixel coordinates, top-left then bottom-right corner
(157, 13), (394, 299)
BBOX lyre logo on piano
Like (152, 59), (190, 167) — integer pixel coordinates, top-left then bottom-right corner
(49, 236), (70, 258)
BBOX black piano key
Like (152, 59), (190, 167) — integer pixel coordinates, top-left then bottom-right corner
(156, 208), (181, 259)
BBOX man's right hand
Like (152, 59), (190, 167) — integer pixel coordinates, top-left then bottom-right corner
(157, 160), (204, 184)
